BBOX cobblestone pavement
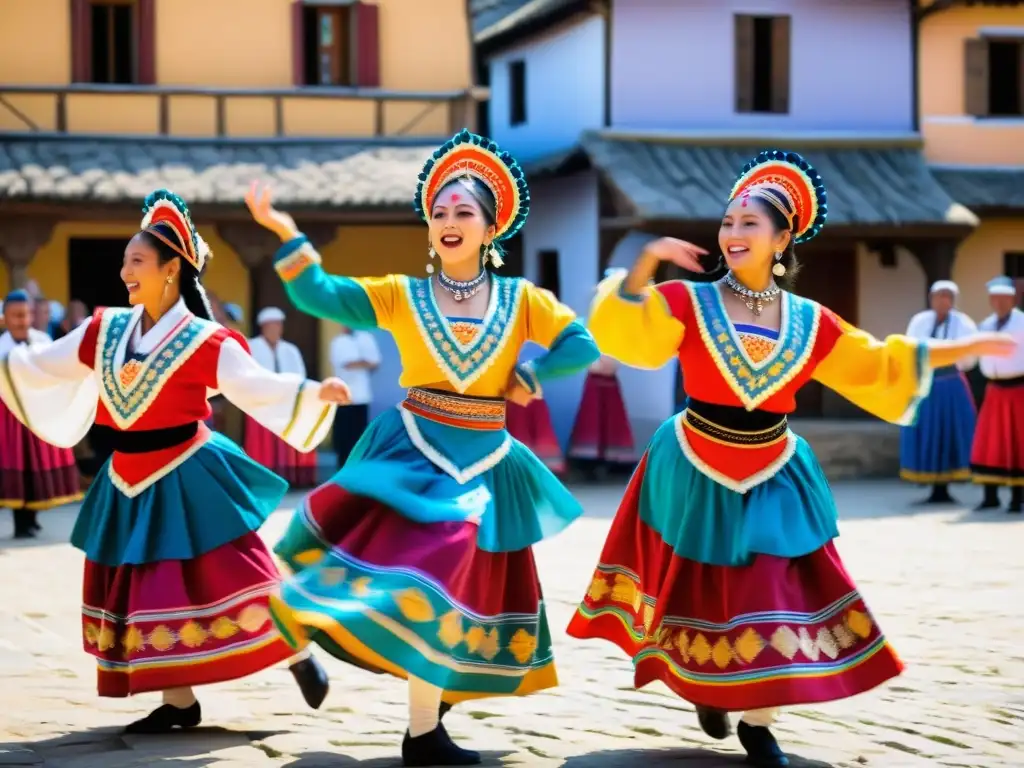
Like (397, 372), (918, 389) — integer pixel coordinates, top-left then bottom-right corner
(1, 480), (1022, 768)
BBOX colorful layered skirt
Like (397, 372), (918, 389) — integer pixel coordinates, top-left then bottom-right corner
(899, 366), (976, 484)
(270, 389), (583, 703)
(0, 400), (82, 510)
(505, 399), (566, 475)
(567, 372), (636, 464)
(567, 407), (903, 712)
(971, 377), (1024, 485)
(244, 415), (318, 488)
(72, 428), (294, 697)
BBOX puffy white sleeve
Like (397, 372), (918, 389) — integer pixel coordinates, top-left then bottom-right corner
(216, 337), (335, 453)
(955, 313), (979, 372)
(0, 321), (97, 447)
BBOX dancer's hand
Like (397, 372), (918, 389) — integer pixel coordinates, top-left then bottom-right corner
(504, 370), (535, 407)
(246, 181), (300, 242)
(642, 238), (709, 272)
(318, 377), (352, 405)
(969, 332), (1017, 358)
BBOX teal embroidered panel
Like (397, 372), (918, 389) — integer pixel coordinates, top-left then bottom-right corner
(98, 310), (212, 427)
(406, 275), (525, 392)
(686, 282), (820, 409)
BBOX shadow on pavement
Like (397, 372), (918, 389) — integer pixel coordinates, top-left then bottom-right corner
(281, 749), (513, 767)
(561, 747), (835, 767)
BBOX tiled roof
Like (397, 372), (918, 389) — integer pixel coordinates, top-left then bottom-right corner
(575, 132), (972, 227)
(0, 136), (435, 209)
(931, 166), (1024, 212)
(471, 0), (584, 40)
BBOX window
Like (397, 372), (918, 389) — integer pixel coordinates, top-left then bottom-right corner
(71, 0), (155, 84)
(734, 15), (790, 114)
(537, 250), (560, 297)
(965, 38), (1024, 117)
(476, 60), (491, 136)
(1003, 252), (1024, 306)
(294, 2), (380, 87)
(509, 59), (527, 126)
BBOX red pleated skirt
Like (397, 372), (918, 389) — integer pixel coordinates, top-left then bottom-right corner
(970, 382), (1024, 484)
(567, 372), (636, 463)
(506, 400), (565, 475)
(243, 416), (317, 488)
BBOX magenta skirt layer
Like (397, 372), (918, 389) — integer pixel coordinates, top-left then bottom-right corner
(970, 382), (1024, 485)
(0, 402), (82, 509)
(81, 531), (293, 697)
(568, 372), (636, 463)
(243, 416), (317, 488)
(506, 400), (565, 475)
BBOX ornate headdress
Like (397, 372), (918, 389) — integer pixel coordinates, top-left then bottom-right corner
(139, 189), (211, 272)
(414, 129), (530, 269)
(729, 150), (828, 245)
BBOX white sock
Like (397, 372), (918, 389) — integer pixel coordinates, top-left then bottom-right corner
(162, 687), (197, 709)
(741, 707), (780, 727)
(288, 647), (311, 665)
(408, 675), (442, 737)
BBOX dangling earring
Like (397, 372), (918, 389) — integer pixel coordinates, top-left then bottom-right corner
(426, 243), (436, 275)
(772, 251), (786, 278)
(488, 244), (503, 269)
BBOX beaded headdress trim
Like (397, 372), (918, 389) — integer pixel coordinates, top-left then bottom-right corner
(729, 150), (828, 244)
(139, 189), (210, 272)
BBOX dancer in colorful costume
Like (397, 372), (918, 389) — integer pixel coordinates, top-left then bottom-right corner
(0, 290), (83, 538)
(565, 150), (1015, 767)
(971, 276), (1024, 513)
(0, 190), (349, 733)
(899, 280), (977, 503)
(246, 128), (600, 767)
(245, 306), (318, 487)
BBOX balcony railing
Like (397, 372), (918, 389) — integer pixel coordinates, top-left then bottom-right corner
(0, 83), (486, 140)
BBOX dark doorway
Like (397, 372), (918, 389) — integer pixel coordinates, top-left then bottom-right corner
(249, 259), (321, 377)
(69, 237), (129, 311)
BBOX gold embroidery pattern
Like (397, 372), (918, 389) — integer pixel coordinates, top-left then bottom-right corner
(83, 603), (272, 657)
(275, 243), (321, 282)
(402, 387), (506, 430)
(737, 332), (777, 363)
(448, 321), (480, 345)
(119, 359), (143, 388)
(685, 282), (820, 410)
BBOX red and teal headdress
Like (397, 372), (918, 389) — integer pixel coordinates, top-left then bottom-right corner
(729, 150), (828, 244)
(139, 189), (211, 272)
(414, 129), (530, 245)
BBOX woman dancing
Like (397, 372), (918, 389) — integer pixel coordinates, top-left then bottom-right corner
(0, 190), (350, 733)
(245, 129), (600, 766)
(565, 151), (1015, 767)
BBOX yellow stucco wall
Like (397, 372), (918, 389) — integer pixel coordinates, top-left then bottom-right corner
(952, 219), (1024, 321)
(919, 6), (1024, 164)
(0, 0), (471, 137)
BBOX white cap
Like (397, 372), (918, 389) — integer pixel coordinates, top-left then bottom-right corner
(929, 280), (958, 295)
(987, 276), (1016, 296)
(256, 306), (286, 326)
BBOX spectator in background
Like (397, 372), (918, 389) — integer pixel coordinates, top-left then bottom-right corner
(328, 324), (380, 468)
(54, 299), (89, 340)
(31, 296), (53, 338)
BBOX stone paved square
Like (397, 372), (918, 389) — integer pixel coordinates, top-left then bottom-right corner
(1, 479), (1022, 767)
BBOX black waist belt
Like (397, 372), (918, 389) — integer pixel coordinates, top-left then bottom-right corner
(92, 422), (200, 454)
(684, 398), (788, 446)
(988, 374), (1024, 388)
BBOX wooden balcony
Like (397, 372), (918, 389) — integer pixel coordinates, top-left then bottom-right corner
(0, 83), (486, 140)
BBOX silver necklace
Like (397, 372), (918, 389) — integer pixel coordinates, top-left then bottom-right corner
(723, 272), (781, 317)
(437, 270), (487, 302)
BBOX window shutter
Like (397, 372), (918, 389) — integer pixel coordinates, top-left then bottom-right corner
(291, 0), (306, 86)
(137, 0), (156, 84)
(734, 15), (754, 113)
(351, 2), (381, 87)
(964, 38), (989, 116)
(770, 16), (791, 113)
(70, 0), (92, 83)
(1018, 40), (1024, 114)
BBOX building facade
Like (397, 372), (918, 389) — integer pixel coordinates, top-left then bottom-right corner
(921, 0), (1024, 320)
(0, 0), (480, 411)
(476, 0), (979, 446)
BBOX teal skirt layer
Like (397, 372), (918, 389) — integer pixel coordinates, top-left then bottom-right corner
(330, 406), (584, 552)
(72, 432), (288, 567)
(640, 417), (839, 567)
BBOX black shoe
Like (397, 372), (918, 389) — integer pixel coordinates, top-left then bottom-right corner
(439, 701), (453, 720)
(925, 484), (954, 504)
(975, 500), (1000, 511)
(289, 656), (329, 709)
(12, 528), (35, 540)
(737, 721), (789, 767)
(695, 705), (731, 740)
(1007, 504), (1022, 514)
(124, 701), (202, 734)
(976, 486), (1000, 511)
(402, 724), (481, 766)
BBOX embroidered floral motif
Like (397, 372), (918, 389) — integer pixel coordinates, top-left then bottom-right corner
(448, 320), (481, 345)
(96, 309), (217, 429)
(685, 282), (820, 409)
(405, 275), (524, 393)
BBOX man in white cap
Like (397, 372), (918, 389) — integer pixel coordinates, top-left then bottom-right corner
(243, 307), (317, 486)
(970, 276), (1024, 512)
(899, 280), (978, 504)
